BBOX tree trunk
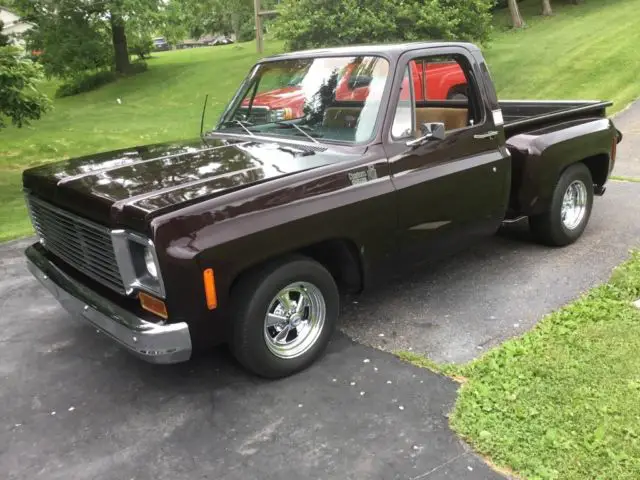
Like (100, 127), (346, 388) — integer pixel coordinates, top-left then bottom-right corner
(508, 0), (525, 28)
(110, 13), (130, 74)
(542, 0), (553, 16)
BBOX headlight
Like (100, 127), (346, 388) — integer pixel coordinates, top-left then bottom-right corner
(144, 247), (158, 279)
(269, 108), (294, 122)
(111, 230), (165, 298)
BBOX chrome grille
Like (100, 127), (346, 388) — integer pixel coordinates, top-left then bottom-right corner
(237, 106), (270, 124)
(27, 195), (125, 294)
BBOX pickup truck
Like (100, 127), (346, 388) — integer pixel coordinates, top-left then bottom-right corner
(23, 42), (622, 378)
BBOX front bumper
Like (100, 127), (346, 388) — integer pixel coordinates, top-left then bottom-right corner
(25, 244), (192, 364)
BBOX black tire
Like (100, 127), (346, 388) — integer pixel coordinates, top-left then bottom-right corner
(449, 92), (468, 101)
(529, 163), (594, 246)
(230, 255), (339, 378)
(446, 85), (468, 101)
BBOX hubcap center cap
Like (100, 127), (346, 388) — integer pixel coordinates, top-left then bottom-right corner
(289, 314), (302, 327)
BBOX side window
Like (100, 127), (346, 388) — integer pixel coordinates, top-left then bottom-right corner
(391, 66), (414, 138)
(414, 55), (481, 131)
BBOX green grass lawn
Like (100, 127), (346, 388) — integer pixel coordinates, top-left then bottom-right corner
(1, 0), (640, 241)
(400, 251), (640, 479)
(485, 0), (640, 108)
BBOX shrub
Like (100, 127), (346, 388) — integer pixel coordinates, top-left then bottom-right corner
(238, 19), (256, 42)
(129, 34), (153, 60)
(55, 70), (117, 98)
(55, 61), (148, 98)
(273, 0), (494, 51)
(0, 46), (51, 129)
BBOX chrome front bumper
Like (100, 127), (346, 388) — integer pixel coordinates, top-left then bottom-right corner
(25, 244), (192, 364)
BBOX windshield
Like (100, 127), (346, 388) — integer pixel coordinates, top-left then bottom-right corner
(216, 55), (390, 144)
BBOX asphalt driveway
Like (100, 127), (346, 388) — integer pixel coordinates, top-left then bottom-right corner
(1, 238), (499, 480)
(611, 100), (640, 178)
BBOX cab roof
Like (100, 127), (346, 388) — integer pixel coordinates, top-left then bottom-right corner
(262, 42), (479, 62)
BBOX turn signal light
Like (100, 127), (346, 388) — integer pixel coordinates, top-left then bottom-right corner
(203, 268), (218, 310)
(139, 292), (168, 319)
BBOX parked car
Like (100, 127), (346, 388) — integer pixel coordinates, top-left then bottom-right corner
(24, 42), (622, 378)
(152, 37), (171, 51)
(209, 36), (234, 46)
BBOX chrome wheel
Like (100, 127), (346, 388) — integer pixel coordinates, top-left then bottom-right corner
(263, 282), (326, 359)
(561, 180), (587, 230)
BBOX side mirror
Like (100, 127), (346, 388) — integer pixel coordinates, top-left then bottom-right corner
(406, 122), (446, 147)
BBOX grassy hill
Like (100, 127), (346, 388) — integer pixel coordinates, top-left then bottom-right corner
(1, 0), (639, 241)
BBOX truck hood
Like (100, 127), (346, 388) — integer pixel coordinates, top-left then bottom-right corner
(243, 86), (304, 109)
(23, 137), (345, 231)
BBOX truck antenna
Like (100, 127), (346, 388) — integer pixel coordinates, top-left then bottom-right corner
(199, 94), (209, 138)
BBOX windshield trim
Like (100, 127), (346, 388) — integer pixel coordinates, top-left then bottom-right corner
(214, 54), (392, 147)
(205, 129), (366, 150)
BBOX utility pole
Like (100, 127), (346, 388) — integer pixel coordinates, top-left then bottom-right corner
(254, 0), (263, 54)
(254, 0), (279, 54)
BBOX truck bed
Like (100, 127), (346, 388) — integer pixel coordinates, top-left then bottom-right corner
(501, 100), (612, 138)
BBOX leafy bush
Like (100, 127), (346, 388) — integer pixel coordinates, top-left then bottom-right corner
(238, 19), (256, 42)
(129, 34), (153, 60)
(273, 0), (494, 51)
(55, 61), (147, 98)
(0, 46), (51, 129)
(55, 70), (117, 98)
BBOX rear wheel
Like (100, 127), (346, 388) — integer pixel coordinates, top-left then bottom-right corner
(230, 256), (339, 378)
(446, 85), (468, 102)
(529, 163), (594, 246)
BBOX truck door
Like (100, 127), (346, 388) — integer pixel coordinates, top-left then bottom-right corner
(383, 48), (510, 261)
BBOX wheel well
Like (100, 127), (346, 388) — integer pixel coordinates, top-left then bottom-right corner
(446, 84), (468, 99)
(580, 154), (609, 187)
(229, 239), (364, 298)
(298, 239), (363, 294)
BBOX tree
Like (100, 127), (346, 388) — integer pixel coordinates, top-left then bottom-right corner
(272, 0), (494, 51)
(542, 0), (553, 16)
(22, 2), (113, 79)
(16, 0), (161, 76)
(165, 0), (254, 43)
(0, 20), (10, 47)
(0, 46), (51, 129)
(507, 0), (525, 28)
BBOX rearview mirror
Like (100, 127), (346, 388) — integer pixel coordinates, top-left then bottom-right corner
(406, 122), (446, 147)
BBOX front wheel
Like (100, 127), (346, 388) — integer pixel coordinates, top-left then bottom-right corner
(230, 256), (339, 378)
(529, 163), (594, 246)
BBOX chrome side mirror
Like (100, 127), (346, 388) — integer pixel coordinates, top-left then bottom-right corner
(406, 122), (446, 147)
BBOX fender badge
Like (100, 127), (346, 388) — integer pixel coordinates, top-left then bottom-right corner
(348, 166), (378, 185)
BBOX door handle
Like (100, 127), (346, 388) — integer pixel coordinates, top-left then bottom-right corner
(474, 131), (499, 140)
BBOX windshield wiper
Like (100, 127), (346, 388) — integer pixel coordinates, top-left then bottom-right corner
(274, 121), (321, 144)
(219, 119), (256, 136)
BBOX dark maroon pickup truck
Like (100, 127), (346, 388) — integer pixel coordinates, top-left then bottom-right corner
(23, 42), (622, 378)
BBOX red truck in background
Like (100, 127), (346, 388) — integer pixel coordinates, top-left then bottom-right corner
(241, 59), (468, 122)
